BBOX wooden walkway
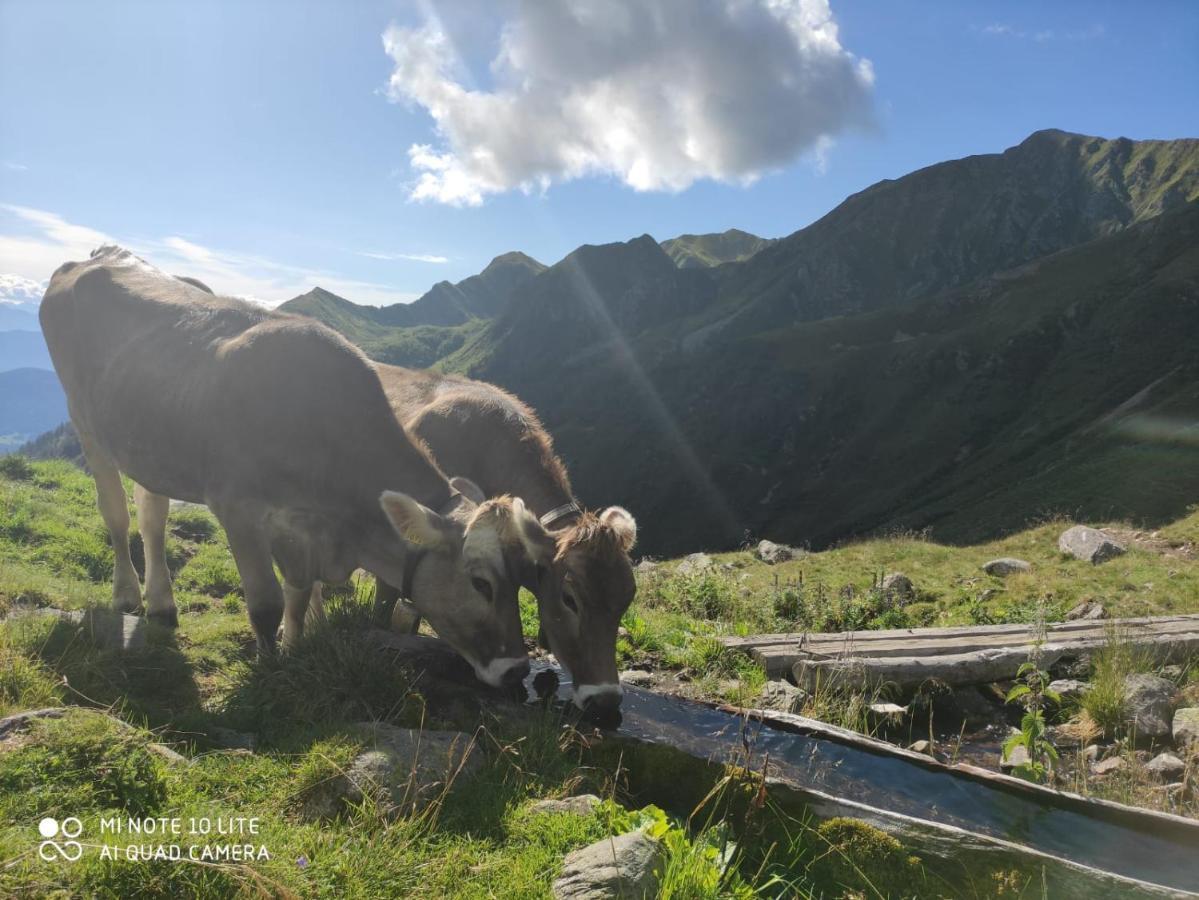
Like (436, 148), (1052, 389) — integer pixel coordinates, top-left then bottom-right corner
(720, 614), (1199, 689)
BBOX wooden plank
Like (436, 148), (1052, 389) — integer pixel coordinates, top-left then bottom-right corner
(721, 614), (1199, 650)
(791, 633), (1199, 690)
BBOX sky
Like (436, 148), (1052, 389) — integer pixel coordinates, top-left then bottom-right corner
(0, 0), (1196, 308)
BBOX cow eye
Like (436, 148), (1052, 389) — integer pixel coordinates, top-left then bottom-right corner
(562, 592), (579, 614)
(471, 577), (493, 602)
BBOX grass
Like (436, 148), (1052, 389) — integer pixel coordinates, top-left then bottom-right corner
(4, 457), (950, 898)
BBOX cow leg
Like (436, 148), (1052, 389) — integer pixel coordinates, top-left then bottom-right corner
(79, 433), (142, 615)
(218, 510), (282, 655)
(281, 580), (317, 650)
(304, 583), (326, 627)
(134, 484), (177, 627)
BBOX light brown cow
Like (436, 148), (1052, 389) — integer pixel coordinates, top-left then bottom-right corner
(40, 246), (555, 688)
(372, 366), (637, 725)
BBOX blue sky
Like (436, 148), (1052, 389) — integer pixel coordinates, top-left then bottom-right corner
(1, 0), (1196, 306)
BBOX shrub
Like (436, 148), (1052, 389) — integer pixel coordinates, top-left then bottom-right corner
(0, 455), (34, 481)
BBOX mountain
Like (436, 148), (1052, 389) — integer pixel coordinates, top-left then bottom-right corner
(0, 330), (52, 371)
(0, 368), (68, 454)
(660, 228), (774, 268)
(280, 129), (1199, 556)
(0, 304), (40, 331)
(18, 420), (83, 465)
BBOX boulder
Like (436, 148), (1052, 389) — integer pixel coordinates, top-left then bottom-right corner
(633, 560), (659, 576)
(982, 558), (1031, 577)
(907, 740), (933, 755)
(1000, 742), (1030, 771)
(880, 573), (915, 604)
(300, 723), (481, 821)
(1065, 600), (1106, 621)
(553, 830), (663, 900)
(1047, 679), (1089, 704)
(1058, 526), (1126, 564)
(755, 540), (798, 565)
(1091, 756), (1126, 776)
(530, 795), (601, 816)
(1123, 674), (1177, 740)
(1173, 708), (1199, 756)
(619, 669), (655, 688)
(758, 680), (807, 714)
(675, 553), (712, 577)
(1144, 752), (1186, 781)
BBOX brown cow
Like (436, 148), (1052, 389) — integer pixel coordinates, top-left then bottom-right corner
(372, 366), (637, 724)
(40, 246), (555, 688)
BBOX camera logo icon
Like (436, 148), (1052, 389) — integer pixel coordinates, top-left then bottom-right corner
(38, 817), (84, 861)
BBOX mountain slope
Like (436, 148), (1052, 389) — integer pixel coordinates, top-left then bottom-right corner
(0, 367), (67, 453)
(0, 330), (52, 371)
(660, 228), (774, 268)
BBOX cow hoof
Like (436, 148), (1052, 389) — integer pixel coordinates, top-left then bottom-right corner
(146, 608), (179, 629)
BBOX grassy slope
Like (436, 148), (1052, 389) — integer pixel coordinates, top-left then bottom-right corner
(4, 459), (936, 899)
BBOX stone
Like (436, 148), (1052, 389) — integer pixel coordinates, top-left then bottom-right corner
(1065, 600), (1106, 621)
(755, 540), (798, 565)
(880, 573), (916, 604)
(1082, 744), (1101, 764)
(907, 740), (933, 755)
(300, 723), (481, 821)
(1144, 752), (1185, 781)
(868, 702), (908, 726)
(1091, 756), (1126, 776)
(758, 680), (807, 714)
(530, 795), (601, 816)
(1123, 674), (1177, 740)
(1048, 679), (1089, 704)
(633, 560), (659, 576)
(619, 669), (655, 688)
(208, 726), (257, 751)
(675, 553), (712, 576)
(553, 830), (663, 900)
(0, 707), (67, 742)
(982, 558), (1031, 577)
(1000, 743), (1030, 771)
(1058, 526), (1126, 564)
(1173, 708), (1199, 755)
(1150, 783), (1188, 802)
(147, 743), (190, 766)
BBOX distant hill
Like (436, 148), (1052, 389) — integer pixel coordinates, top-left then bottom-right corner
(660, 228), (774, 268)
(275, 129), (1199, 556)
(0, 304), (40, 331)
(0, 330), (52, 371)
(0, 368), (68, 455)
(17, 420), (83, 465)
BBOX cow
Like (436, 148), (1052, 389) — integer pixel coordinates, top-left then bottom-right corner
(39, 246), (556, 689)
(370, 365), (637, 725)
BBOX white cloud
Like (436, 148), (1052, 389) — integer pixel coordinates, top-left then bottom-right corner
(979, 22), (1104, 42)
(0, 272), (47, 306)
(357, 250), (450, 263)
(383, 0), (874, 206)
(0, 205), (419, 308)
(3, 162), (28, 172)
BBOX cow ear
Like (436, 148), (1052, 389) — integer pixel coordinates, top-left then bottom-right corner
(599, 506), (637, 552)
(449, 476), (485, 504)
(380, 491), (454, 548)
(510, 497), (557, 564)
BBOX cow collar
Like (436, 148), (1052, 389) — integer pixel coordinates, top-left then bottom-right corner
(539, 500), (582, 529)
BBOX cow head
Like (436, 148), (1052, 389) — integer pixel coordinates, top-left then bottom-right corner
(376, 483), (556, 690)
(535, 507), (637, 726)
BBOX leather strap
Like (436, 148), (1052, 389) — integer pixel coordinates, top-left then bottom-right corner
(539, 500), (582, 529)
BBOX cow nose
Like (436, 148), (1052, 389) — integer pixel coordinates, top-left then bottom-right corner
(579, 686), (624, 730)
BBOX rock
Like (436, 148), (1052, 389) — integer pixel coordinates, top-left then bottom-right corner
(208, 726), (256, 751)
(982, 558), (1031, 577)
(1144, 752), (1185, 781)
(675, 553), (712, 576)
(1173, 708), (1199, 755)
(1048, 679), (1089, 703)
(530, 795), (601, 816)
(1000, 743), (1030, 771)
(755, 540), (798, 565)
(1058, 526), (1126, 564)
(300, 724), (481, 821)
(1082, 744), (1101, 764)
(931, 686), (999, 726)
(619, 669), (655, 688)
(868, 702), (908, 726)
(0, 707), (67, 742)
(880, 573), (915, 604)
(147, 743), (190, 766)
(907, 740), (933, 755)
(553, 830), (662, 900)
(1091, 756), (1126, 776)
(1123, 674), (1177, 740)
(1065, 600), (1106, 621)
(1150, 782), (1188, 802)
(633, 560), (658, 576)
(758, 680), (807, 714)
